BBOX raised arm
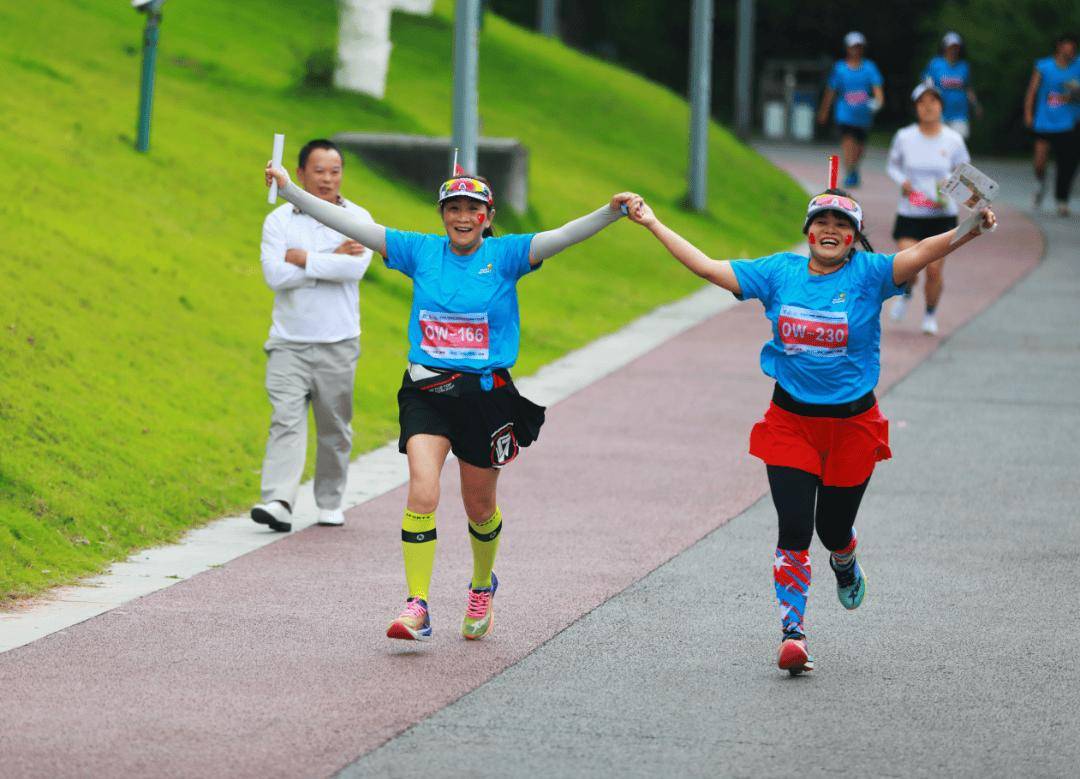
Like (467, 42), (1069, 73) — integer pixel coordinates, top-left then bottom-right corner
(626, 200), (740, 294)
(892, 207), (996, 285)
(265, 164), (388, 256)
(528, 193), (636, 266)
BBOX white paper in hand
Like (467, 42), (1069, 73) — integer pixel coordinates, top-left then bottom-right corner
(268, 133), (285, 205)
(941, 163), (998, 243)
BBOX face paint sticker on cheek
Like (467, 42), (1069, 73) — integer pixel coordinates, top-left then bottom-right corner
(476, 213), (486, 225)
(808, 234), (816, 245)
(844, 234), (853, 246)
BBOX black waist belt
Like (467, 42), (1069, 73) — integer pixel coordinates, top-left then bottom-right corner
(409, 366), (511, 395)
(772, 383), (875, 419)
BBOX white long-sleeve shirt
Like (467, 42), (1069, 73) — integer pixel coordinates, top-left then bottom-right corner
(260, 197), (374, 342)
(886, 124), (970, 218)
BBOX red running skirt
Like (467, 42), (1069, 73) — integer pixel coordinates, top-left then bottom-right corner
(749, 401), (892, 487)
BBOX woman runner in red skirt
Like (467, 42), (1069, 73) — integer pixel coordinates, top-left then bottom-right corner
(625, 183), (996, 674)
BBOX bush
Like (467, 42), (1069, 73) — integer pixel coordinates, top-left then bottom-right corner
(299, 47), (337, 89)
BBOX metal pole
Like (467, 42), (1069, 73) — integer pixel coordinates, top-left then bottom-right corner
(538, 0), (558, 37)
(135, 2), (163, 153)
(687, 0), (713, 212)
(734, 0), (755, 140)
(452, 0), (480, 173)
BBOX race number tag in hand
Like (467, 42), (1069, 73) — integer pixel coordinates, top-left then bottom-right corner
(940, 163), (999, 244)
(778, 305), (849, 357)
(419, 310), (490, 360)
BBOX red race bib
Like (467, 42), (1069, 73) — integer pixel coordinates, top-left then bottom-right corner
(419, 310), (490, 360)
(778, 305), (849, 357)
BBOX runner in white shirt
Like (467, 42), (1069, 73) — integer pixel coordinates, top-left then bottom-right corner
(251, 139), (375, 532)
(886, 79), (970, 335)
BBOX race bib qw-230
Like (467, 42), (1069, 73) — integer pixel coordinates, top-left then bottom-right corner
(777, 305), (849, 357)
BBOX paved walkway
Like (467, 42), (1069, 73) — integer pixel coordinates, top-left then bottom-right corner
(1, 146), (1066, 778)
(347, 152), (1078, 777)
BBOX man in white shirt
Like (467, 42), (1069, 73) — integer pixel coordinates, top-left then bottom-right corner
(251, 139), (374, 532)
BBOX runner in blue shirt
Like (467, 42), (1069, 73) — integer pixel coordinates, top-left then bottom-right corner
(1023, 33), (1080, 216)
(265, 162), (639, 644)
(817, 31), (885, 188)
(922, 31), (982, 139)
(625, 186), (996, 675)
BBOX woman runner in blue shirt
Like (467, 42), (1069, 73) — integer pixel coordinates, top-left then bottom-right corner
(266, 162), (640, 642)
(624, 188), (996, 675)
(817, 31), (885, 188)
(1023, 32), (1080, 216)
(922, 31), (982, 139)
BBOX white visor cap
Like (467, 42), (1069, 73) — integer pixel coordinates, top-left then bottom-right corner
(844, 31), (867, 48)
(911, 77), (943, 103)
(942, 31), (963, 47)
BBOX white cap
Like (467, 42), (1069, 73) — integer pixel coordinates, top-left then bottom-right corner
(844, 31), (867, 48)
(911, 77), (942, 103)
(942, 31), (963, 47)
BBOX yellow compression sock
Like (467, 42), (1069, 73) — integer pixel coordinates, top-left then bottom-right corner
(469, 507), (503, 590)
(401, 509), (437, 601)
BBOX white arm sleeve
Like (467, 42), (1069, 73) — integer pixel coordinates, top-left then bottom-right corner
(279, 180), (388, 256)
(886, 133), (907, 187)
(529, 204), (623, 263)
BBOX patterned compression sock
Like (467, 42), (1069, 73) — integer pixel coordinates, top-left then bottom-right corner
(831, 529), (858, 569)
(468, 507), (502, 590)
(774, 548), (811, 637)
(401, 509), (437, 601)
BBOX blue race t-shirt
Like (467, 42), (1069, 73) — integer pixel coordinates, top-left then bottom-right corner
(923, 56), (971, 121)
(1034, 56), (1080, 133)
(730, 251), (903, 404)
(828, 59), (884, 128)
(383, 230), (538, 372)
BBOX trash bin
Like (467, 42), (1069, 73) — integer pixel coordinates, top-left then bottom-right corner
(764, 101), (786, 139)
(791, 91), (816, 141)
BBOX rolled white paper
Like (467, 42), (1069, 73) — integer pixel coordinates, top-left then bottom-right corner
(268, 133), (285, 205)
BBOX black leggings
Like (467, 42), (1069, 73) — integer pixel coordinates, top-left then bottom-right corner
(767, 465), (869, 551)
(1043, 129), (1080, 203)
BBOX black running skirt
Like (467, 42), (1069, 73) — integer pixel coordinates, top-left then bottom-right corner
(397, 368), (546, 469)
(892, 214), (958, 242)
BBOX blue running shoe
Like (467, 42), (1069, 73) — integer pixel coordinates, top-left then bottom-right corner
(843, 169), (860, 188)
(830, 555), (866, 610)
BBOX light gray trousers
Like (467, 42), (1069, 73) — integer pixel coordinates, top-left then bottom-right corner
(260, 336), (360, 510)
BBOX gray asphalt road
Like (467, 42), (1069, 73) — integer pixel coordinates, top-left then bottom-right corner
(342, 160), (1080, 777)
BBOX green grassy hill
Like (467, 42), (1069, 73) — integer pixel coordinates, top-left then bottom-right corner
(0, 0), (804, 601)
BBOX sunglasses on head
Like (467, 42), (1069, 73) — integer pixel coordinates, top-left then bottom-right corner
(810, 194), (858, 211)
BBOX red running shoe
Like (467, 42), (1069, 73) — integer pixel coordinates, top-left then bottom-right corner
(778, 633), (815, 675)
